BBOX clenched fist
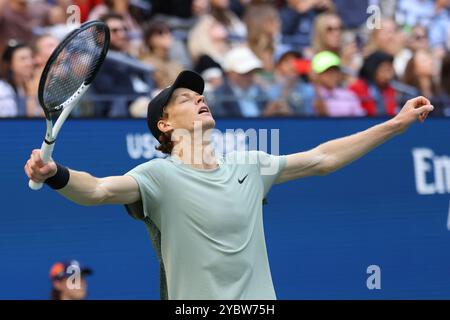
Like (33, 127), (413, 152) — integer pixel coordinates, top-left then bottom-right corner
(24, 149), (57, 183)
(394, 96), (434, 133)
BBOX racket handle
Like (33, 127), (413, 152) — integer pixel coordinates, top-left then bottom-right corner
(28, 141), (55, 190)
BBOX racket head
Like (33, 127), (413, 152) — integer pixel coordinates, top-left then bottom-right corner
(38, 20), (110, 119)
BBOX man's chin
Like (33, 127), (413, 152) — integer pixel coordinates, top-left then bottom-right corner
(198, 115), (216, 129)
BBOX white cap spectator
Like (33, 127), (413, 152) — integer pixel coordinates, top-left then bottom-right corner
(222, 46), (262, 74)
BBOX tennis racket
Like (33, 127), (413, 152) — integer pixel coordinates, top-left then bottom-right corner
(28, 20), (110, 190)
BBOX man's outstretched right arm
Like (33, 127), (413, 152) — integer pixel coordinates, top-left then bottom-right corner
(24, 149), (140, 206)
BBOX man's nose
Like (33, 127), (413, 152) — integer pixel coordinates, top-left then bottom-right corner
(195, 95), (205, 104)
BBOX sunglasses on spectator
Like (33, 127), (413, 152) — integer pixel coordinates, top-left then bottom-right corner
(110, 27), (128, 34)
(326, 25), (342, 32)
(152, 28), (171, 36)
(413, 34), (427, 40)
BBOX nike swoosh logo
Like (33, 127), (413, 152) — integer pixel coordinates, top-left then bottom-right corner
(238, 174), (248, 184)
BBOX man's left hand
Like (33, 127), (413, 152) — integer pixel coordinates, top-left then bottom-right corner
(393, 96), (434, 133)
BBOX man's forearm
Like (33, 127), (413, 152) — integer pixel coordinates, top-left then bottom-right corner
(54, 169), (140, 206)
(317, 118), (403, 174)
(56, 169), (105, 206)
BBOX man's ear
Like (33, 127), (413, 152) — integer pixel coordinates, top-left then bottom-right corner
(157, 118), (172, 134)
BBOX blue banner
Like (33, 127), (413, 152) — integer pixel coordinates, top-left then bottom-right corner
(1, 118), (449, 299)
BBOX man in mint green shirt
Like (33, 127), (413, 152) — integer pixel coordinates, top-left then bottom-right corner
(126, 150), (286, 299)
(25, 70), (434, 299)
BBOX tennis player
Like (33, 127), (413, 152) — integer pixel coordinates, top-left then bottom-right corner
(24, 70), (433, 300)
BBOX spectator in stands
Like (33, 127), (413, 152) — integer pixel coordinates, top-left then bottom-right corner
(34, 1), (77, 41)
(408, 25), (430, 52)
(92, 13), (153, 117)
(244, 2), (280, 71)
(311, 51), (364, 117)
(312, 12), (362, 80)
(264, 47), (315, 116)
(428, 0), (450, 59)
(26, 34), (60, 117)
(403, 49), (438, 98)
(209, 0), (247, 44)
(0, 41), (34, 117)
(438, 53), (450, 117)
(202, 68), (225, 96)
(403, 49), (443, 114)
(145, 1), (202, 69)
(141, 19), (183, 90)
(209, 46), (270, 117)
(280, 0), (334, 54)
(312, 12), (343, 55)
(188, 14), (231, 67)
(149, 0), (209, 57)
(365, 18), (405, 58)
(31, 35), (58, 77)
(191, 0), (211, 17)
(89, 0), (143, 57)
(349, 51), (398, 117)
(0, 0), (50, 54)
(49, 260), (92, 300)
(103, 13), (131, 53)
(149, 0), (210, 67)
(395, 0), (435, 28)
(194, 55), (224, 95)
(365, 17), (408, 82)
(394, 25), (430, 78)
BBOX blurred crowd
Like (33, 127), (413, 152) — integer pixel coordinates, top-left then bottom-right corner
(1, 0), (450, 118)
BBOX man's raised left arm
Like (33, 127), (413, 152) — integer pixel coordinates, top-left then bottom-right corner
(277, 96), (434, 183)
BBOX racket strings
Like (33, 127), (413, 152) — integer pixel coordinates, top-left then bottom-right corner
(42, 25), (107, 113)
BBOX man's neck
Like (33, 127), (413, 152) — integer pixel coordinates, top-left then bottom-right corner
(171, 139), (218, 170)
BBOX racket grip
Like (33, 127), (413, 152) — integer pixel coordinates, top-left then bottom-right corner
(28, 141), (55, 190)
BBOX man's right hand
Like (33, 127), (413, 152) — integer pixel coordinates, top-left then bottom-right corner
(24, 149), (58, 184)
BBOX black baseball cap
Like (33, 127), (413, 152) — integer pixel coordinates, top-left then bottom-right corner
(147, 70), (204, 140)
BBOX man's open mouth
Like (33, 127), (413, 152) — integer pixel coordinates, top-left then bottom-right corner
(198, 106), (210, 114)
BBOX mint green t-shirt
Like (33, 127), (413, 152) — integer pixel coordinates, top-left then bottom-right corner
(126, 151), (287, 300)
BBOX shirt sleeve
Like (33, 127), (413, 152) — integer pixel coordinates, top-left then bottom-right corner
(251, 151), (287, 197)
(124, 160), (164, 220)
